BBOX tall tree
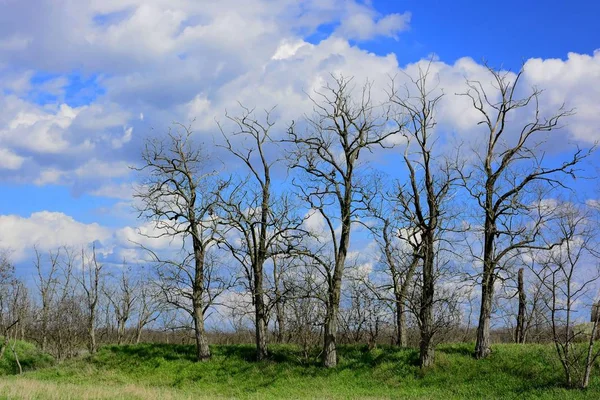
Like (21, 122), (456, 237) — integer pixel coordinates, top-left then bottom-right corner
(287, 76), (399, 367)
(134, 124), (226, 361)
(218, 106), (304, 360)
(389, 66), (460, 367)
(367, 188), (419, 348)
(33, 246), (61, 352)
(77, 246), (104, 355)
(458, 66), (591, 359)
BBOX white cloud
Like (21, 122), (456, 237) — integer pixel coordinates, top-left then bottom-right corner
(0, 212), (110, 261)
(0, 147), (26, 170)
(336, 10), (411, 41)
(0, 0), (597, 233)
(90, 182), (135, 200)
(523, 50), (600, 143)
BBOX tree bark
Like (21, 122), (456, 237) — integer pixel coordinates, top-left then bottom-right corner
(395, 293), (406, 347)
(192, 233), (210, 361)
(323, 293), (340, 368)
(419, 241), (435, 367)
(475, 269), (494, 359)
(515, 268), (526, 344)
(323, 200), (350, 368)
(254, 263), (268, 361)
(193, 310), (210, 361)
(88, 311), (97, 354)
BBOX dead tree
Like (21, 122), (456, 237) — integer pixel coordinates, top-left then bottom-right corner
(458, 65), (591, 359)
(52, 247), (83, 360)
(77, 246), (104, 354)
(218, 106), (305, 360)
(515, 267), (526, 343)
(33, 245), (60, 352)
(134, 124), (230, 361)
(532, 201), (600, 388)
(367, 190), (419, 348)
(134, 277), (162, 344)
(389, 65), (460, 367)
(287, 75), (400, 367)
(105, 265), (137, 345)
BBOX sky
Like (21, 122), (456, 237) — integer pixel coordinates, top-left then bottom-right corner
(0, 0), (599, 275)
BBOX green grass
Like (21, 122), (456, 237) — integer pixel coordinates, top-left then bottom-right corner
(1, 342), (600, 399)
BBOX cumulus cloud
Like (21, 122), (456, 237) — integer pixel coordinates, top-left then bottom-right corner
(0, 0), (597, 242)
(0, 147), (26, 170)
(0, 212), (110, 261)
(336, 9), (411, 41)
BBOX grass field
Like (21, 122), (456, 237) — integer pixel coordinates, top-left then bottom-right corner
(1, 341), (599, 399)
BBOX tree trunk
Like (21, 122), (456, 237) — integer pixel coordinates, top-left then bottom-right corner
(41, 311), (48, 352)
(135, 321), (144, 344)
(193, 310), (210, 361)
(275, 300), (285, 344)
(192, 234), (211, 361)
(515, 268), (526, 344)
(419, 243), (435, 367)
(475, 270), (494, 359)
(10, 339), (22, 375)
(254, 260), (268, 361)
(323, 299), (339, 368)
(88, 313), (97, 354)
(117, 320), (126, 345)
(395, 294), (406, 347)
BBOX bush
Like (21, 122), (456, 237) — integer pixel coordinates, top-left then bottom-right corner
(0, 338), (54, 375)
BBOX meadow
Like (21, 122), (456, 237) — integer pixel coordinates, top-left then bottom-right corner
(1, 340), (600, 399)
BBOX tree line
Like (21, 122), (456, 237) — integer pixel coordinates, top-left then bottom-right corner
(1, 64), (599, 388)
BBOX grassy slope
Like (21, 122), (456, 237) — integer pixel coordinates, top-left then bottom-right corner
(1, 342), (599, 399)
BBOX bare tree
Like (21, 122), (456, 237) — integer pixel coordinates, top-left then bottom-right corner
(287, 75), (400, 367)
(389, 65), (460, 367)
(134, 276), (162, 344)
(134, 124), (228, 361)
(532, 201), (600, 388)
(105, 264), (138, 345)
(51, 247), (84, 360)
(33, 245), (61, 352)
(458, 65), (591, 359)
(367, 191), (418, 348)
(218, 106), (305, 360)
(76, 246), (104, 354)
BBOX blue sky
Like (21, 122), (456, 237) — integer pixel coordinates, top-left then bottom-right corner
(0, 0), (598, 270)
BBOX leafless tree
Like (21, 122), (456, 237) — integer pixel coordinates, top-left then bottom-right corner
(51, 247), (84, 360)
(458, 65), (592, 359)
(366, 187), (419, 348)
(218, 106), (305, 360)
(287, 75), (400, 367)
(134, 276), (163, 344)
(104, 264), (138, 345)
(76, 246), (104, 354)
(389, 65), (461, 367)
(33, 245), (61, 352)
(134, 124), (228, 361)
(532, 201), (600, 388)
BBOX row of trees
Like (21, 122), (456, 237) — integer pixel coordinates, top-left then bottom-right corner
(132, 62), (597, 383)
(3, 65), (598, 388)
